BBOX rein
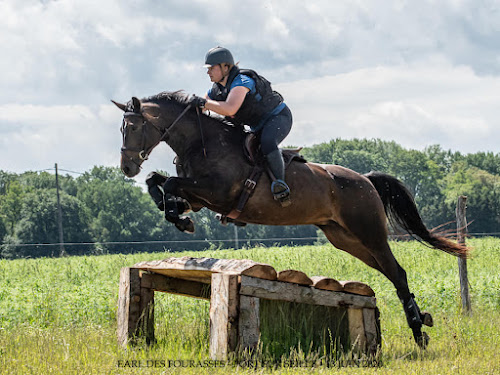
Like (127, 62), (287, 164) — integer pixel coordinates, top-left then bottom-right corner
(121, 101), (207, 169)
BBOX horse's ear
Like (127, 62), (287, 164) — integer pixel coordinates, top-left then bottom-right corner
(132, 97), (141, 113)
(111, 100), (126, 112)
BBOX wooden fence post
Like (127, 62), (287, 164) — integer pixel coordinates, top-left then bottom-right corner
(456, 196), (472, 315)
(209, 273), (239, 360)
(117, 268), (155, 347)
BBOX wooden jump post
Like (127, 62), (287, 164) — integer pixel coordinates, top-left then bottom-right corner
(117, 257), (381, 359)
(456, 195), (472, 314)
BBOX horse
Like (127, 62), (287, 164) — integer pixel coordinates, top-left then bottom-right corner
(112, 91), (468, 348)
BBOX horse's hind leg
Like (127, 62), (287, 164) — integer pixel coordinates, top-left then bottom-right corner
(368, 240), (430, 348)
(318, 222), (430, 348)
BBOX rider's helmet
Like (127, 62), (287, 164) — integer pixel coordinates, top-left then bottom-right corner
(204, 46), (234, 67)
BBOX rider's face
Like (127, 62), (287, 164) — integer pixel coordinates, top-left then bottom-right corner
(207, 64), (228, 83)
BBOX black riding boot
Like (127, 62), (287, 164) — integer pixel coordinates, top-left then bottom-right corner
(266, 150), (291, 206)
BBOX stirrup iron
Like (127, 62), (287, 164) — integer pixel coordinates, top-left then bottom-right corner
(271, 179), (291, 207)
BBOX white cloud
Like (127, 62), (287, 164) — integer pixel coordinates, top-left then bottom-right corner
(0, 0), (499, 178)
(279, 60), (500, 153)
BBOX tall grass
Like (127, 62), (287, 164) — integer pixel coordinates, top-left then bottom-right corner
(0, 238), (499, 374)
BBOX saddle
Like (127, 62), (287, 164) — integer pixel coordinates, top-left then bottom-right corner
(244, 133), (306, 168)
(220, 133), (306, 224)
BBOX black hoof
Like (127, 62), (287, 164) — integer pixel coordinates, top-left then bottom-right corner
(215, 214), (248, 227)
(421, 312), (434, 327)
(415, 331), (430, 349)
(175, 217), (195, 233)
(215, 213), (228, 226)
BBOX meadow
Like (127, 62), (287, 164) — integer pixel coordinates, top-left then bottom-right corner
(0, 238), (499, 374)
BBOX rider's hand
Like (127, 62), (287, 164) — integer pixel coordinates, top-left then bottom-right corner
(190, 95), (207, 109)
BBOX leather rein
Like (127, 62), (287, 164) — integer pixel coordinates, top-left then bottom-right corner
(121, 102), (206, 169)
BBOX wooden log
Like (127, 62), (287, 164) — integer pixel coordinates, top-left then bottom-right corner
(209, 273), (239, 360)
(117, 268), (155, 347)
(238, 295), (260, 352)
(140, 284), (155, 345)
(310, 276), (343, 291)
(347, 308), (366, 351)
(240, 275), (376, 309)
(277, 269), (313, 286)
(134, 257), (277, 283)
(141, 273), (210, 300)
(339, 281), (375, 297)
(362, 308), (380, 355)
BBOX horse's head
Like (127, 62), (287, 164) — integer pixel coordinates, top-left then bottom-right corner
(112, 97), (163, 177)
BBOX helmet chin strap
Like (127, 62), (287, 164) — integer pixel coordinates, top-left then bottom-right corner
(218, 64), (230, 85)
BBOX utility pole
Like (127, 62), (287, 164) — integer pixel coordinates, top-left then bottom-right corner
(55, 163), (66, 256)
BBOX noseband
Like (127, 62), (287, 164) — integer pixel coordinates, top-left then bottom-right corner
(120, 103), (194, 168)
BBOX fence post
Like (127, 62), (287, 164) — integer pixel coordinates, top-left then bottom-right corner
(456, 196), (472, 315)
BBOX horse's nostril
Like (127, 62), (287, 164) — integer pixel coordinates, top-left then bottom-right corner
(122, 166), (129, 175)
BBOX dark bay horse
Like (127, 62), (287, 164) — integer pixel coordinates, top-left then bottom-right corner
(113, 91), (468, 348)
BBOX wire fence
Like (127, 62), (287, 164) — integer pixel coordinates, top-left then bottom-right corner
(3, 232), (499, 249)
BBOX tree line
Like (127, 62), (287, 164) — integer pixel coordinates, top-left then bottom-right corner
(1, 138), (499, 258)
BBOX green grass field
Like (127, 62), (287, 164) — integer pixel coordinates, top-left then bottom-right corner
(0, 238), (499, 374)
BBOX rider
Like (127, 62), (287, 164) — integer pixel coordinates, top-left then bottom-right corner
(190, 46), (293, 204)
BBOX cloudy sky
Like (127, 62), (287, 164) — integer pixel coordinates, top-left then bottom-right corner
(1, 0), (499, 182)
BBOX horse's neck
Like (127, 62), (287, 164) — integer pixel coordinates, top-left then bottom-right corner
(160, 109), (199, 152)
(165, 114), (245, 172)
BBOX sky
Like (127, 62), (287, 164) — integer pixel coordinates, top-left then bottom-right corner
(1, 0), (499, 182)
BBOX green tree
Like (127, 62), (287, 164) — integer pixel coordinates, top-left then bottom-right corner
(0, 170), (16, 195)
(0, 180), (25, 234)
(0, 216), (6, 243)
(1, 189), (93, 258)
(442, 162), (500, 234)
(76, 166), (165, 253)
(465, 152), (500, 176)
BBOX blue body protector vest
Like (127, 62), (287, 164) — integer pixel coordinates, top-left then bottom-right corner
(209, 66), (283, 128)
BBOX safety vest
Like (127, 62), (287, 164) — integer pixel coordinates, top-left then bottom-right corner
(209, 66), (283, 128)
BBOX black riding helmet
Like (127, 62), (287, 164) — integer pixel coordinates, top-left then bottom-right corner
(204, 46), (234, 67)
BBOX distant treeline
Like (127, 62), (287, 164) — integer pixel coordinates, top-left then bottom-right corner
(1, 138), (499, 258)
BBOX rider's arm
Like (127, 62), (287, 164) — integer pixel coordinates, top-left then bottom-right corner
(204, 86), (249, 116)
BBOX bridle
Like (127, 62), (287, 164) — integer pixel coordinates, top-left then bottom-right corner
(120, 102), (195, 169)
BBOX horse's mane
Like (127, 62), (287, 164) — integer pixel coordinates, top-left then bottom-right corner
(143, 90), (191, 106)
(141, 91), (242, 133)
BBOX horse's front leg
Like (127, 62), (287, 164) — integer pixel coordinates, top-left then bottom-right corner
(163, 175), (227, 207)
(146, 172), (194, 233)
(146, 172), (167, 210)
(164, 194), (195, 233)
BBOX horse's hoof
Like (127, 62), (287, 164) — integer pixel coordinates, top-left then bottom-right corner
(422, 312), (434, 327)
(215, 214), (228, 226)
(417, 331), (430, 349)
(175, 217), (195, 233)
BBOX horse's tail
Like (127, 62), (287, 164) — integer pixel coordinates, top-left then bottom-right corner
(365, 171), (469, 258)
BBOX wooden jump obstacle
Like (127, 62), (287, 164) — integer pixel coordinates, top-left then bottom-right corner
(117, 257), (381, 359)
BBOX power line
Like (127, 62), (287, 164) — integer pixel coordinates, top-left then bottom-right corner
(59, 168), (85, 175)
